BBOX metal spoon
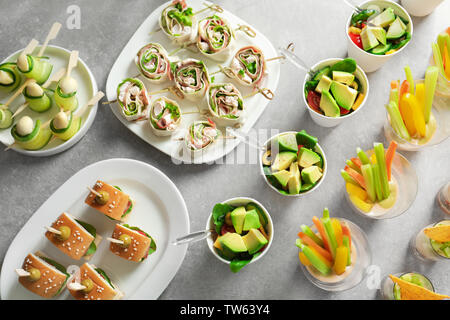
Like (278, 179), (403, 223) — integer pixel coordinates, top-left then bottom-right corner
(172, 229), (212, 246)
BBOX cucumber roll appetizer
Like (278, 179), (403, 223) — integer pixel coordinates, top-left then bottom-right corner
(16, 53), (53, 85)
(229, 46), (266, 87)
(149, 97), (181, 136)
(0, 107), (13, 129)
(117, 78), (150, 121)
(11, 116), (52, 150)
(185, 119), (221, 153)
(207, 83), (244, 126)
(159, 0), (197, 45)
(23, 82), (52, 113)
(55, 76), (78, 111)
(0, 62), (21, 92)
(135, 43), (172, 83)
(197, 15), (235, 62)
(172, 59), (210, 101)
(50, 111), (82, 141)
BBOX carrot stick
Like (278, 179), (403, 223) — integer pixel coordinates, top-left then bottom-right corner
(341, 223), (352, 249)
(344, 166), (367, 190)
(298, 232), (332, 262)
(351, 157), (362, 169)
(385, 141), (397, 181)
(446, 27), (450, 36)
(390, 80), (399, 89)
(312, 216), (331, 254)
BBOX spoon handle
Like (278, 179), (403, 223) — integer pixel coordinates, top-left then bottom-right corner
(172, 229), (212, 246)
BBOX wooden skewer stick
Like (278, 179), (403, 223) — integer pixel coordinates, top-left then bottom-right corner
(87, 186), (102, 198)
(45, 226), (62, 235)
(235, 25), (256, 38)
(22, 38), (40, 56)
(65, 50), (79, 77)
(15, 269), (31, 277)
(2, 78), (36, 109)
(107, 237), (124, 244)
(37, 22), (62, 57)
(67, 282), (86, 291)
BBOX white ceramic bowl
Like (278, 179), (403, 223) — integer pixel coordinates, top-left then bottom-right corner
(346, 0), (413, 73)
(205, 197), (273, 266)
(302, 58), (369, 127)
(400, 0), (444, 17)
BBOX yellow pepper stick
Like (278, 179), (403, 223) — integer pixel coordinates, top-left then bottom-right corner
(299, 252), (311, 266)
(409, 94), (427, 137)
(400, 93), (418, 137)
(415, 83), (426, 117)
(333, 246), (348, 275)
(352, 93), (365, 110)
(331, 218), (343, 247)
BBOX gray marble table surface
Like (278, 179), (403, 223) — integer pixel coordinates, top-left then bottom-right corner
(0, 0), (449, 299)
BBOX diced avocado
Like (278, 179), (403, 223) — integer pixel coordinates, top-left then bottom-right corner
(360, 27), (379, 51)
(370, 26), (387, 45)
(230, 206), (246, 234)
(296, 130), (317, 149)
(272, 170), (291, 188)
(263, 166), (282, 189)
(246, 203), (268, 227)
(332, 71), (355, 86)
(330, 81), (358, 110)
(243, 209), (261, 231)
(319, 90), (340, 117)
(219, 232), (247, 254)
(277, 133), (298, 153)
(298, 147), (320, 168)
(370, 43), (392, 55)
(271, 151), (297, 171)
(370, 7), (395, 28)
(301, 166), (323, 185)
(313, 66), (331, 81)
(300, 183), (315, 192)
(288, 162), (301, 194)
(315, 75), (332, 93)
(386, 17), (406, 39)
(242, 228), (268, 255)
(215, 236), (236, 260)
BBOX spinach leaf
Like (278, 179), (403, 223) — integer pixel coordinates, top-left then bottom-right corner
(304, 80), (319, 94)
(229, 252), (262, 273)
(212, 203), (234, 234)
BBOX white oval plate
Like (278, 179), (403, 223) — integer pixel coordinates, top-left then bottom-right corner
(106, 0), (280, 164)
(0, 158), (189, 300)
(0, 45), (98, 157)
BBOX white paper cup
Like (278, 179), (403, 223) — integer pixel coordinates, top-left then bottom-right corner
(400, 0), (443, 17)
(346, 0), (413, 73)
(302, 58), (369, 127)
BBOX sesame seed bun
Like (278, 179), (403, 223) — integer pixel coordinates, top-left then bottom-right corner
(109, 224), (153, 262)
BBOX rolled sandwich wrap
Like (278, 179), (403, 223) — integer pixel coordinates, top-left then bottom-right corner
(135, 43), (172, 83)
(159, 0), (197, 45)
(207, 83), (244, 126)
(0, 62), (21, 92)
(173, 59), (210, 101)
(149, 96), (181, 136)
(116, 78), (150, 121)
(185, 119), (221, 152)
(197, 15), (235, 62)
(229, 46), (266, 86)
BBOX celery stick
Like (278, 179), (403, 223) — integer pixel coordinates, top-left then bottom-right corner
(356, 148), (370, 165)
(321, 209), (337, 259)
(374, 143), (390, 200)
(297, 242), (331, 275)
(346, 159), (361, 173)
(389, 88), (399, 105)
(432, 43), (445, 80)
(437, 33), (449, 56)
(341, 169), (358, 186)
(361, 164), (376, 202)
(385, 101), (411, 141)
(404, 65), (414, 94)
(424, 66), (439, 123)
(300, 224), (323, 246)
(372, 163), (384, 201)
(343, 235), (351, 266)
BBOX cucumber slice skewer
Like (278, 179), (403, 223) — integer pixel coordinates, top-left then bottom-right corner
(0, 108), (13, 129)
(0, 63), (22, 92)
(55, 51), (79, 111)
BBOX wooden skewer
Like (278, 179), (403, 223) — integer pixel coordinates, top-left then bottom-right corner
(107, 237), (124, 244)
(235, 25), (256, 38)
(67, 282), (86, 291)
(15, 269), (31, 277)
(65, 50), (79, 77)
(37, 22), (62, 57)
(87, 186), (102, 197)
(2, 78), (36, 109)
(45, 226), (62, 235)
(22, 39), (40, 56)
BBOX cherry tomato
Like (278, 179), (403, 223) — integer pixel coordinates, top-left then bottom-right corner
(306, 91), (322, 114)
(297, 145), (304, 157)
(340, 107), (350, 115)
(349, 32), (363, 49)
(220, 224), (235, 235)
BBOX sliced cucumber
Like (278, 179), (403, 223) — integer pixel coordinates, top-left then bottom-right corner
(370, 43), (392, 55)
(0, 63), (21, 92)
(0, 109), (13, 129)
(24, 90), (52, 113)
(55, 86), (78, 111)
(21, 56), (53, 85)
(16, 128), (52, 150)
(52, 116), (81, 141)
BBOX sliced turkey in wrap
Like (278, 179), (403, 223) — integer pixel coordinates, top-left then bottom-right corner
(135, 43), (172, 83)
(116, 78), (150, 121)
(229, 46), (266, 87)
(149, 96), (181, 136)
(207, 83), (244, 126)
(172, 59), (210, 101)
(197, 15), (235, 62)
(159, 0), (198, 45)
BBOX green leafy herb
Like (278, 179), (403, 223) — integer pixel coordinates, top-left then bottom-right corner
(230, 252), (261, 273)
(95, 268), (114, 289)
(212, 203), (234, 233)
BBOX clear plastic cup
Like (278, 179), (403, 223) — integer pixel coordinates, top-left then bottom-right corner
(380, 272), (434, 299)
(437, 182), (450, 215)
(411, 220), (450, 261)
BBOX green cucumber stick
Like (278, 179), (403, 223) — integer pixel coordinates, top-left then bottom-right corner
(374, 143), (390, 199)
(432, 43), (445, 79)
(389, 87), (399, 105)
(372, 163), (384, 202)
(404, 65), (414, 94)
(361, 164), (376, 202)
(300, 224), (323, 246)
(343, 235), (351, 266)
(437, 33), (449, 57)
(356, 147), (370, 165)
(297, 242), (331, 275)
(385, 101), (411, 141)
(341, 169), (358, 186)
(424, 66), (439, 123)
(321, 208), (337, 259)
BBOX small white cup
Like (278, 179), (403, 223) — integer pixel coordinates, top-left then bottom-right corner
(400, 0), (444, 17)
(346, 0), (413, 73)
(302, 58), (369, 127)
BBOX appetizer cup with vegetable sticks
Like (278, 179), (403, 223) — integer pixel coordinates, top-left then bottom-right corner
(412, 220), (450, 261)
(346, 0), (413, 73)
(430, 28), (450, 97)
(437, 182), (450, 215)
(342, 141), (418, 219)
(296, 208), (371, 291)
(302, 58), (369, 127)
(206, 197), (273, 273)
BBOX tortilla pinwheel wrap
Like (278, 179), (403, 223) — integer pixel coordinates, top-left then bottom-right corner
(159, 0), (197, 45)
(135, 43), (172, 83)
(116, 78), (150, 121)
(197, 15), (235, 62)
(184, 119), (221, 153)
(172, 59), (210, 101)
(207, 83), (244, 126)
(229, 46), (266, 87)
(149, 96), (181, 136)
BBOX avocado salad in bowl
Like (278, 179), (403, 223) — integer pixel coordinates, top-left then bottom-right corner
(260, 130), (326, 196)
(303, 58), (369, 127)
(206, 198), (273, 273)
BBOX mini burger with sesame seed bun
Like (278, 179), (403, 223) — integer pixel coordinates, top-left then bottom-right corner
(108, 224), (157, 262)
(85, 180), (134, 221)
(45, 212), (102, 260)
(16, 251), (71, 298)
(67, 263), (123, 300)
